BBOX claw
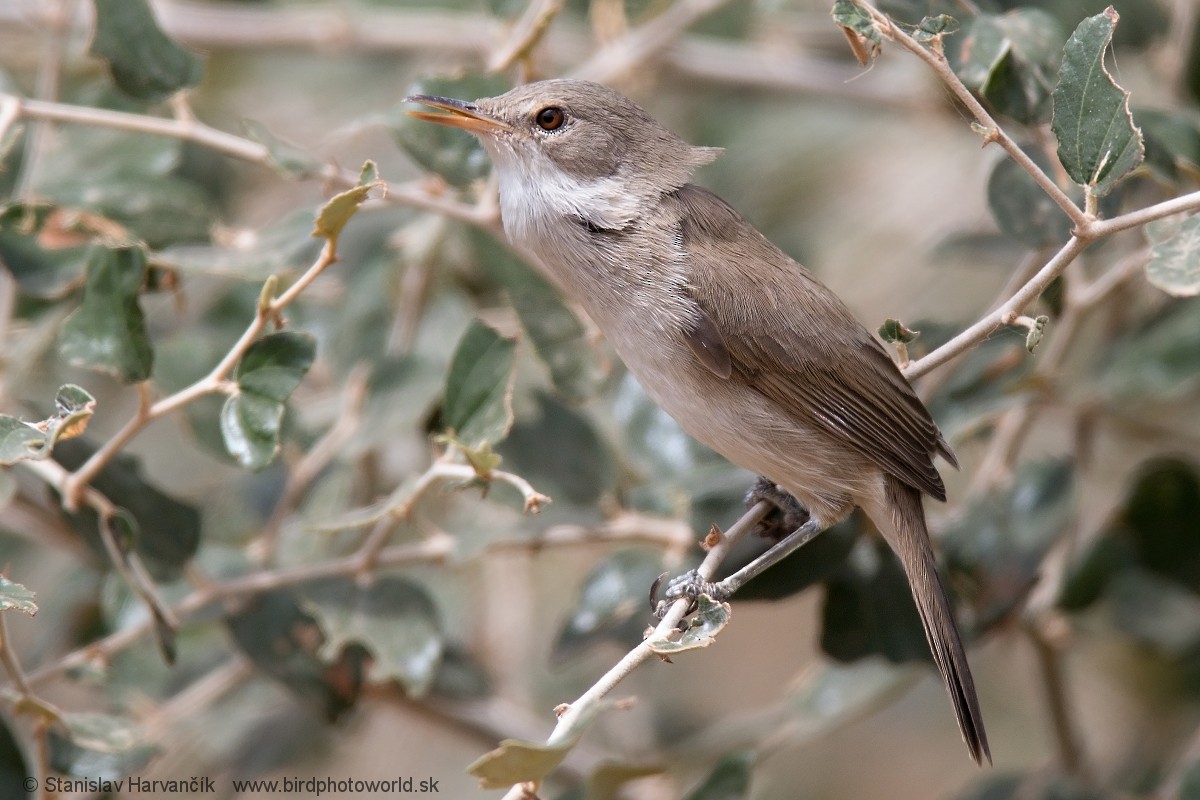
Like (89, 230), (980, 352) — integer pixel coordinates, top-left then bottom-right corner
(649, 571), (669, 613)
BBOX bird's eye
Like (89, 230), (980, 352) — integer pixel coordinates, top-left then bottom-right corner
(535, 107), (565, 131)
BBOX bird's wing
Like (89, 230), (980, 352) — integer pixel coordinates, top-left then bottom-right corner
(673, 184), (954, 500)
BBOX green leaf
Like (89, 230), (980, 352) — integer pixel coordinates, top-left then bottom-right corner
(1052, 8), (1145, 197)
(220, 332), (316, 470)
(26, 118), (213, 248)
(499, 391), (615, 507)
(90, 0), (203, 102)
(1058, 534), (1138, 611)
(951, 10), (1064, 124)
(877, 318), (919, 344)
(54, 439), (202, 582)
(306, 576), (444, 697)
(55, 174), (213, 249)
(830, 0), (881, 65)
(0, 577), (37, 615)
(0, 203), (94, 298)
(987, 146), (1077, 247)
(553, 549), (663, 661)
(242, 119), (322, 179)
(49, 711), (155, 780)
(442, 320), (517, 447)
(468, 739), (572, 790)
(156, 210), (321, 280)
(942, 459), (1075, 626)
(0, 715), (32, 799)
(915, 14), (958, 42)
(1108, 569), (1200, 657)
(820, 538), (931, 664)
(0, 383), (98, 464)
(586, 763), (664, 800)
(466, 229), (603, 401)
(225, 589), (364, 720)
(1137, 108), (1200, 182)
(787, 658), (910, 731)
(1145, 216), (1200, 297)
(648, 595), (730, 654)
(392, 75), (510, 188)
(0, 417), (50, 465)
(311, 170), (377, 242)
(683, 751), (755, 800)
(58, 245), (153, 382)
(1181, 760), (1200, 800)
(357, 160), (379, 186)
(1025, 314), (1048, 352)
(1115, 457), (1200, 592)
(1095, 298), (1200, 401)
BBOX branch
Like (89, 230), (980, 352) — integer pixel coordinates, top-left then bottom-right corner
(905, 236), (1089, 379)
(867, 5), (1088, 230)
(1025, 616), (1091, 782)
(488, 0), (565, 73)
(0, 612), (31, 697)
(1, 94), (498, 228)
(570, 0), (736, 83)
(499, 500), (772, 800)
(56, 238), (338, 509)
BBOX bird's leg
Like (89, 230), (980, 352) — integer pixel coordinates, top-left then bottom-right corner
(652, 479), (828, 618)
(659, 516), (827, 607)
(745, 476), (810, 541)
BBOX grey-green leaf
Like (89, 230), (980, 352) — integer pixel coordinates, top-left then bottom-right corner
(0, 576), (37, 615)
(1145, 215), (1200, 297)
(90, 0), (203, 102)
(987, 146), (1077, 247)
(220, 332), (316, 469)
(951, 10), (1064, 125)
(1052, 8), (1145, 197)
(0, 384), (96, 464)
(684, 751), (755, 800)
(0, 418), (49, 464)
(242, 119), (322, 179)
(58, 245), (153, 383)
(307, 576), (444, 697)
(442, 320), (517, 447)
(468, 229), (602, 402)
(49, 711), (155, 779)
(1095, 298), (1200, 401)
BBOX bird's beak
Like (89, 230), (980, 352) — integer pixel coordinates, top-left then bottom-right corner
(404, 95), (511, 135)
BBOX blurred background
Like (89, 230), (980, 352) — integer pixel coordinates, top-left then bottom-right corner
(1, 0), (1200, 798)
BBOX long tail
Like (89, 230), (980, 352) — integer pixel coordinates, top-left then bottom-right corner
(881, 474), (991, 765)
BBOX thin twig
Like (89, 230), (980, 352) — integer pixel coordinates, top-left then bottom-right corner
(905, 236), (1089, 379)
(0, 612), (31, 696)
(12, 0), (70, 199)
(867, 5), (1087, 230)
(57, 239), (338, 509)
(489, 0), (565, 73)
(19, 458), (180, 650)
(498, 500), (771, 800)
(571, 0), (735, 83)
(1, 94), (498, 227)
(1025, 617), (1090, 782)
(255, 364), (371, 562)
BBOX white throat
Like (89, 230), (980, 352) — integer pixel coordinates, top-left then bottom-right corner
(484, 142), (643, 245)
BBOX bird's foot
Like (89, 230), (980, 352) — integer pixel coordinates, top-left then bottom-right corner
(745, 476), (810, 542)
(651, 569), (729, 619)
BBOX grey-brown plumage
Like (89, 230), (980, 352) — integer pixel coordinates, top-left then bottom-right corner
(407, 79), (990, 764)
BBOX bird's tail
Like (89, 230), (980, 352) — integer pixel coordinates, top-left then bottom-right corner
(878, 474), (991, 765)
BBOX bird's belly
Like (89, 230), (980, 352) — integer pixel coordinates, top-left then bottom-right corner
(605, 329), (876, 521)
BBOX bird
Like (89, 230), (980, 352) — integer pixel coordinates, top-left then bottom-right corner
(406, 79), (990, 764)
